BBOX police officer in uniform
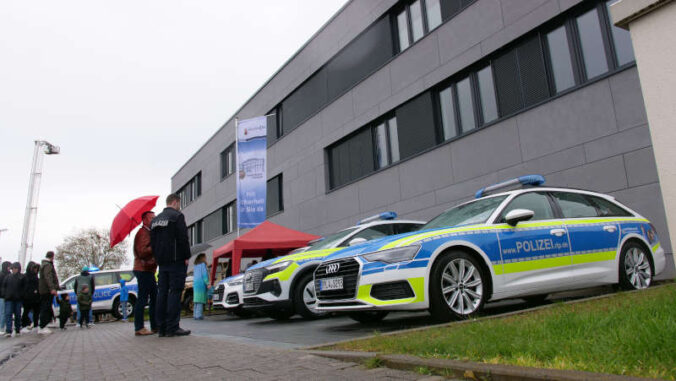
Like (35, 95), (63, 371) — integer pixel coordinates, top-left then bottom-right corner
(150, 194), (191, 337)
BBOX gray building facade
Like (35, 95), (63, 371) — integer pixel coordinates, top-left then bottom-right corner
(172, 0), (673, 276)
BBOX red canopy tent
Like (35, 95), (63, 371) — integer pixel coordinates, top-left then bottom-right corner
(210, 221), (321, 282)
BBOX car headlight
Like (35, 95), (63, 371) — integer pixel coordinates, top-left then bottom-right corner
(227, 280), (243, 287)
(264, 260), (293, 274)
(361, 245), (421, 264)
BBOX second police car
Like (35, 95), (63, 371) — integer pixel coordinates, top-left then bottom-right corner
(314, 175), (666, 322)
(242, 213), (424, 320)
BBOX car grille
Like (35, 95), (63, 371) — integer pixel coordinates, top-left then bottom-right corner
(315, 258), (360, 300)
(214, 285), (225, 301)
(226, 292), (239, 305)
(370, 281), (414, 300)
(243, 270), (264, 294)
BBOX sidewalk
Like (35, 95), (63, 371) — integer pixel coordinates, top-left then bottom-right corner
(0, 322), (430, 381)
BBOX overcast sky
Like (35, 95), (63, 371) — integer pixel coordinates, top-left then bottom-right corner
(0, 0), (348, 266)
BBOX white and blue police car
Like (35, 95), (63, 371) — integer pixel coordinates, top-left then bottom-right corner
(314, 175), (667, 323)
(212, 274), (248, 317)
(55, 268), (138, 319)
(242, 213), (425, 320)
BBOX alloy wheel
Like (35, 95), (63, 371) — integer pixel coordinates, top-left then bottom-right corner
(303, 281), (320, 314)
(624, 247), (652, 289)
(441, 258), (483, 315)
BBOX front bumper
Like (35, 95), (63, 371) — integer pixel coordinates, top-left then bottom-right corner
(212, 285), (243, 309)
(315, 257), (429, 311)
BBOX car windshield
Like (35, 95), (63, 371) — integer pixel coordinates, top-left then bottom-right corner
(310, 227), (359, 250)
(422, 195), (508, 230)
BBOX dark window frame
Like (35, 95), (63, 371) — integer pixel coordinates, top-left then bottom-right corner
(222, 200), (237, 235)
(266, 174), (284, 217)
(220, 143), (235, 180)
(176, 172), (201, 209)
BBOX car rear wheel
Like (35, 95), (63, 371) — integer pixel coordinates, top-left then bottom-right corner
(429, 251), (486, 322)
(112, 297), (135, 319)
(293, 272), (328, 320)
(347, 311), (389, 323)
(619, 242), (653, 290)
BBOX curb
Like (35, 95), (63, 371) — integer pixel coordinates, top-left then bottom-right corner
(301, 282), (674, 351)
(305, 350), (653, 381)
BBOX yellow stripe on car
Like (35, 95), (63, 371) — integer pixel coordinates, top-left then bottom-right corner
(263, 262), (299, 282)
(356, 277), (425, 305)
(571, 250), (616, 265)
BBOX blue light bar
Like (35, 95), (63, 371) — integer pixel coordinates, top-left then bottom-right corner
(357, 211), (398, 225)
(475, 175), (545, 198)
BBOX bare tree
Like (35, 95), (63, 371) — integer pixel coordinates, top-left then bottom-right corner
(55, 228), (129, 280)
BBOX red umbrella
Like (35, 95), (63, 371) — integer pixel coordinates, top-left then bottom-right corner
(109, 195), (159, 248)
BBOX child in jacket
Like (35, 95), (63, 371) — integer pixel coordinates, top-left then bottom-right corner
(77, 285), (92, 328)
(119, 279), (129, 321)
(58, 294), (72, 330)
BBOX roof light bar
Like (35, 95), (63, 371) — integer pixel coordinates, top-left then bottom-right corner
(357, 211), (397, 225)
(475, 175), (545, 198)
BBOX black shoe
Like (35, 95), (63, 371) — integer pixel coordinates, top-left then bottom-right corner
(158, 331), (166, 337)
(166, 328), (191, 337)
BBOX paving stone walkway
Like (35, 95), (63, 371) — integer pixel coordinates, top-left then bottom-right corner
(0, 322), (431, 380)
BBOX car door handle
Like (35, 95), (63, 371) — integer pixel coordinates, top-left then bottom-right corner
(110, 286), (119, 290)
(603, 225), (617, 233)
(550, 228), (566, 237)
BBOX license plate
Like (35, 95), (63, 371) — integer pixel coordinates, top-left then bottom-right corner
(320, 277), (343, 291)
(214, 295), (222, 301)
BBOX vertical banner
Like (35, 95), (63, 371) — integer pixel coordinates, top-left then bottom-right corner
(236, 116), (267, 229)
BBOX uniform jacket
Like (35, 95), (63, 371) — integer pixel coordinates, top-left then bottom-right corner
(150, 207), (191, 266)
(77, 291), (92, 311)
(2, 272), (26, 301)
(74, 271), (95, 295)
(39, 259), (59, 295)
(22, 270), (40, 304)
(192, 262), (209, 304)
(134, 226), (157, 272)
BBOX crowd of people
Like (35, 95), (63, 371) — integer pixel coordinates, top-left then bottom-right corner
(0, 251), (62, 336)
(0, 192), (199, 339)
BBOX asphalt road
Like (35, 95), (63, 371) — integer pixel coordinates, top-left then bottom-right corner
(179, 285), (619, 349)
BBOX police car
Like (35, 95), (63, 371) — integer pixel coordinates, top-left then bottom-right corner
(55, 269), (138, 319)
(242, 213), (425, 320)
(314, 175), (666, 323)
(212, 274), (248, 317)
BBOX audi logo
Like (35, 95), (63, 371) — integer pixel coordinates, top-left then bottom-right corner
(325, 263), (340, 274)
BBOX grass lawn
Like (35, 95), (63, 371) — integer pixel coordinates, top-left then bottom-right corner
(328, 283), (676, 379)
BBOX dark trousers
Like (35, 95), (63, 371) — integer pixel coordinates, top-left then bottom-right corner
(4, 300), (22, 334)
(21, 301), (40, 328)
(78, 309), (90, 326)
(134, 270), (157, 332)
(39, 294), (54, 329)
(156, 262), (187, 333)
(59, 314), (69, 329)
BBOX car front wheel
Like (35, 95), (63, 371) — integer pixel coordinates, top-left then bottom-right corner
(619, 242), (653, 290)
(429, 251), (486, 322)
(293, 272), (328, 320)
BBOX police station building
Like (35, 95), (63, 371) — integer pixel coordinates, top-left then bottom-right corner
(172, 0), (673, 276)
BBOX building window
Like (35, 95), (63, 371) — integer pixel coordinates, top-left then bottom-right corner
(373, 117), (400, 169)
(203, 207), (223, 242)
(188, 221), (203, 246)
(576, 8), (609, 80)
(177, 172), (201, 209)
(396, 9), (410, 51)
(266, 175), (283, 216)
(409, 1), (425, 42)
(220, 144), (235, 180)
(425, 0), (442, 31)
(545, 26), (576, 93)
(396, 0), (449, 52)
(605, 1), (635, 66)
(477, 65), (498, 123)
(456, 76), (476, 133)
(223, 201), (236, 235)
(267, 107), (282, 145)
(439, 87), (457, 140)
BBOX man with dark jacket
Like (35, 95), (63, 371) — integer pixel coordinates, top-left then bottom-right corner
(150, 194), (191, 337)
(38, 251), (59, 334)
(21, 262), (40, 330)
(3, 262), (25, 336)
(133, 210), (157, 336)
(73, 266), (95, 326)
(0, 261), (11, 332)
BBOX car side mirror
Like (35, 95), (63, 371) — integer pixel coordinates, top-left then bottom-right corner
(348, 237), (368, 246)
(505, 209), (535, 226)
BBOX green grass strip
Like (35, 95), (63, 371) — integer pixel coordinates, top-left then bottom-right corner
(329, 284), (676, 379)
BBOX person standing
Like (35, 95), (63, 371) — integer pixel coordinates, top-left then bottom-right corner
(150, 194), (191, 337)
(3, 262), (25, 337)
(119, 279), (129, 321)
(0, 261), (11, 333)
(21, 262), (40, 331)
(192, 253), (209, 320)
(58, 294), (72, 330)
(77, 285), (92, 328)
(38, 251), (59, 334)
(133, 210), (157, 336)
(74, 266), (95, 327)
